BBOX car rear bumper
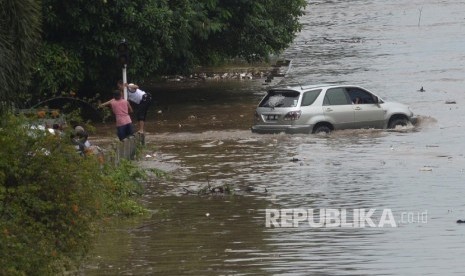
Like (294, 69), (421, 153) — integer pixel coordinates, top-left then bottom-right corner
(251, 124), (312, 134)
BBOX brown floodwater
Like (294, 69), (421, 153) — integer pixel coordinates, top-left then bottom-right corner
(81, 0), (465, 275)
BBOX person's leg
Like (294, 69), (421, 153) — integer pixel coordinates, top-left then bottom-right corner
(138, 120), (145, 133)
(116, 126), (125, 141)
(127, 123), (134, 137)
(137, 99), (150, 133)
(136, 106), (147, 133)
(117, 124), (134, 140)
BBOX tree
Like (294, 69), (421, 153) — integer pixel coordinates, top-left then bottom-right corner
(190, 0), (307, 64)
(34, 0), (306, 98)
(0, 0), (41, 110)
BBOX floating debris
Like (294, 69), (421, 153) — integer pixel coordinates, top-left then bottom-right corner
(445, 100), (456, 104)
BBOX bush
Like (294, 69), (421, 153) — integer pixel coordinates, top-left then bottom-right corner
(0, 114), (147, 274)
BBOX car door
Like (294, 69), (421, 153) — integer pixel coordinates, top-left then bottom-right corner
(346, 87), (385, 128)
(323, 88), (355, 129)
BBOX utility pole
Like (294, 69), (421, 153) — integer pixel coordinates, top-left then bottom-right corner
(117, 39), (129, 99)
(122, 64), (128, 100)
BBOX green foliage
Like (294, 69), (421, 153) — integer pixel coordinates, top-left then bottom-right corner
(28, 42), (85, 103)
(0, 0), (41, 109)
(100, 160), (147, 216)
(32, 0), (306, 97)
(190, 0), (307, 64)
(0, 114), (147, 274)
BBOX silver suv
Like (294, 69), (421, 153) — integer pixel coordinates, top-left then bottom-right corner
(251, 84), (416, 134)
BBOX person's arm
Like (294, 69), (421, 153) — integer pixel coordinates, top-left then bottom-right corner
(127, 101), (133, 113)
(99, 99), (112, 108)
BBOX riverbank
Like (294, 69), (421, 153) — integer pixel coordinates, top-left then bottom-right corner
(146, 58), (292, 85)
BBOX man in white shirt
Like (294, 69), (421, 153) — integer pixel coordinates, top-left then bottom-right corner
(125, 83), (152, 134)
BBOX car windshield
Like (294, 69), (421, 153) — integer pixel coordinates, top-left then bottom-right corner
(259, 90), (300, 108)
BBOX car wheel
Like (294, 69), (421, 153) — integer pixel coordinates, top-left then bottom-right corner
(388, 117), (409, 129)
(313, 125), (332, 135)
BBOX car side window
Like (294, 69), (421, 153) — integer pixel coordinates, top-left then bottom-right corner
(323, 88), (351, 106)
(346, 87), (376, 104)
(301, 89), (322, 106)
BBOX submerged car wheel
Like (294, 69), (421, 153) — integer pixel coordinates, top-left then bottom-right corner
(388, 117), (409, 129)
(312, 124), (332, 135)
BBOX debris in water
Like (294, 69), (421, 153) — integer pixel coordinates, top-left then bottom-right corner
(445, 100), (456, 104)
(290, 157), (300, 162)
(457, 220), (465, 223)
(418, 86), (425, 92)
(244, 186), (255, 192)
(205, 213), (210, 217)
(419, 167), (433, 172)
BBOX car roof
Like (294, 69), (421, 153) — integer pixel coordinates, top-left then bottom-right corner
(271, 84), (363, 92)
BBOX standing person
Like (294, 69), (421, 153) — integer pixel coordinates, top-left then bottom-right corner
(99, 90), (134, 141)
(123, 82), (152, 134)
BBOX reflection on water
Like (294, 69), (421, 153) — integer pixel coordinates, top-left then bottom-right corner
(83, 0), (465, 275)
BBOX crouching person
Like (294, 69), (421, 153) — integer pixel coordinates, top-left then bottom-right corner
(70, 125), (91, 156)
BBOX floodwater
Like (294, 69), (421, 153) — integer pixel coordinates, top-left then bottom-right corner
(82, 0), (465, 275)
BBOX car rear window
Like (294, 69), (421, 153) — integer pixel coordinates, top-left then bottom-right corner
(259, 90), (300, 108)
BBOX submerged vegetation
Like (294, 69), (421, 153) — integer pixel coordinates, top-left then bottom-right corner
(0, 114), (148, 275)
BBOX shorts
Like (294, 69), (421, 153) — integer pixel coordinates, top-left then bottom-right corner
(116, 123), (134, 141)
(135, 93), (152, 121)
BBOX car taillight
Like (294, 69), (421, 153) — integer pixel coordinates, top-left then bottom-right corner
(284, 110), (301, 121)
